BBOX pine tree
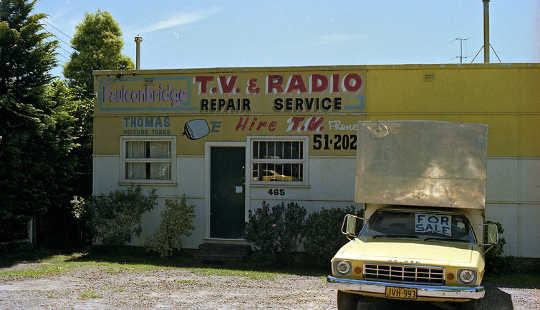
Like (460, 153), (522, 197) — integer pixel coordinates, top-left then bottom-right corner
(0, 0), (73, 244)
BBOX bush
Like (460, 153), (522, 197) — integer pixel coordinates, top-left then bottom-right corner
(84, 187), (156, 245)
(0, 215), (29, 243)
(144, 195), (195, 257)
(245, 202), (306, 265)
(485, 221), (513, 275)
(303, 206), (363, 267)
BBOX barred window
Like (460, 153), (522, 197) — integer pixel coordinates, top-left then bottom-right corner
(251, 140), (305, 184)
(121, 137), (175, 182)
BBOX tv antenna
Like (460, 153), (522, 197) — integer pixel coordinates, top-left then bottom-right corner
(455, 37), (470, 64)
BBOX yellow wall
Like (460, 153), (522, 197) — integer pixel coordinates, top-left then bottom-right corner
(365, 65), (540, 156)
(93, 64), (540, 157)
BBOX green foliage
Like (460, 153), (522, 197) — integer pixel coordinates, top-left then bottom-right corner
(63, 9), (134, 96)
(303, 206), (363, 267)
(62, 9), (134, 207)
(144, 196), (196, 257)
(485, 221), (513, 275)
(0, 1), (82, 246)
(0, 216), (28, 242)
(0, 2), (132, 248)
(84, 187), (156, 245)
(245, 202), (306, 265)
(0, 0), (58, 219)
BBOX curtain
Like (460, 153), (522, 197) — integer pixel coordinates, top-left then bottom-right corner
(126, 141), (145, 158)
(126, 163), (146, 179)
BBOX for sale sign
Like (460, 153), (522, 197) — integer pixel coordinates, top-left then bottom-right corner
(415, 214), (452, 237)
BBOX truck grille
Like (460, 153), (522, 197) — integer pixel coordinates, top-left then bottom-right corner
(363, 263), (444, 285)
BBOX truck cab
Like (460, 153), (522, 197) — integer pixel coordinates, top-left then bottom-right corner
(327, 121), (499, 309)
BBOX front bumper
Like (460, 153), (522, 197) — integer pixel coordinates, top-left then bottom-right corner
(327, 276), (485, 300)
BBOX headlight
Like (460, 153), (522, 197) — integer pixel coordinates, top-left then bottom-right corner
(334, 260), (352, 276)
(458, 269), (476, 284)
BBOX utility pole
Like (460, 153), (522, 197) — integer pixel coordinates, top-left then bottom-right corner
(471, 0), (501, 64)
(483, 0), (490, 63)
(455, 37), (469, 64)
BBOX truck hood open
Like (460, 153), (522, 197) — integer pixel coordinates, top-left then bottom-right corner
(335, 238), (482, 266)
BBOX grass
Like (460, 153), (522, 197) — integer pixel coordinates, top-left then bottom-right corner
(79, 290), (102, 299)
(6, 246), (536, 290)
(176, 279), (198, 285)
(0, 262), (78, 279)
(0, 247), (325, 282)
(190, 267), (284, 281)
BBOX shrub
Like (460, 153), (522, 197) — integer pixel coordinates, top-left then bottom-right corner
(0, 215), (29, 243)
(245, 202), (306, 265)
(144, 195), (195, 257)
(485, 221), (513, 274)
(84, 187), (156, 245)
(303, 206), (363, 267)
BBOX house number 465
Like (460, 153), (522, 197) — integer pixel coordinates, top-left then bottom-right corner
(268, 189), (285, 196)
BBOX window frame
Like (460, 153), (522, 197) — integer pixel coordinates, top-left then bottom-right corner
(248, 136), (309, 186)
(119, 136), (176, 184)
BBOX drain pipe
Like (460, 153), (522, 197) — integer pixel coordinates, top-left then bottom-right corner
(483, 0), (490, 63)
(134, 35), (143, 70)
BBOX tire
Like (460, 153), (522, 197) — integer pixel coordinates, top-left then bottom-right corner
(337, 290), (358, 310)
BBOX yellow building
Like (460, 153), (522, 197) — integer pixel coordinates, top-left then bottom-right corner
(93, 63), (540, 257)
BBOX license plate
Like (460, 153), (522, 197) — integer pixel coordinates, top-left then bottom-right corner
(385, 286), (417, 300)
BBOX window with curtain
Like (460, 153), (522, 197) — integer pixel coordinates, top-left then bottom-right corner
(123, 139), (172, 181)
(251, 140), (306, 184)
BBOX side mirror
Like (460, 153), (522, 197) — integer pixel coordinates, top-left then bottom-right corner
(341, 214), (363, 239)
(485, 223), (499, 245)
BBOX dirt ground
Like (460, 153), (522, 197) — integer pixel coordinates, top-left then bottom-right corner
(0, 264), (539, 310)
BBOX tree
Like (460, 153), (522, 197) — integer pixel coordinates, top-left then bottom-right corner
(63, 10), (134, 202)
(63, 10), (134, 96)
(0, 0), (68, 242)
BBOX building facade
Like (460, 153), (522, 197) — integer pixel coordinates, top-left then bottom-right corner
(93, 63), (540, 258)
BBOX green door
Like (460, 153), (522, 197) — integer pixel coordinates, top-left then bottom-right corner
(210, 147), (245, 238)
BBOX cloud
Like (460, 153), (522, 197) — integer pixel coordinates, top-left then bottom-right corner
(319, 33), (361, 45)
(139, 7), (220, 33)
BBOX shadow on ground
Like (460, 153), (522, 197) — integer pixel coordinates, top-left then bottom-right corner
(0, 247), (75, 269)
(63, 245), (330, 277)
(347, 286), (514, 310)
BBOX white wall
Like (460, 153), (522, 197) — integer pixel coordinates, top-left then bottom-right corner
(485, 158), (540, 257)
(93, 155), (207, 249)
(93, 155), (540, 257)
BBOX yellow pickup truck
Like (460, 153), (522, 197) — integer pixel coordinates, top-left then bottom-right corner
(327, 121), (499, 310)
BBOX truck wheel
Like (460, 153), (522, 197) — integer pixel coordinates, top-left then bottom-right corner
(337, 290), (358, 310)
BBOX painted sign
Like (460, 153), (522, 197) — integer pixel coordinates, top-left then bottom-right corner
(96, 70), (366, 113)
(415, 214), (452, 237)
(122, 116), (171, 135)
(98, 77), (194, 111)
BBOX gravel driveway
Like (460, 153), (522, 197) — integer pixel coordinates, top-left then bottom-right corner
(0, 263), (538, 309)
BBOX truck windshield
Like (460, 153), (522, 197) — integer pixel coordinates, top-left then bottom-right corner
(359, 210), (477, 244)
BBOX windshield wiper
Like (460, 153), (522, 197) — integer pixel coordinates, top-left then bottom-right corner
(423, 237), (469, 243)
(372, 234), (419, 239)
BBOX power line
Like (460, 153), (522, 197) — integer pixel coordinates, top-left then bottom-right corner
(57, 45), (73, 56)
(50, 33), (73, 50)
(44, 19), (73, 41)
(55, 53), (69, 61)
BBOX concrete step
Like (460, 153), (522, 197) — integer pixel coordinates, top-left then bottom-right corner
(197, 242), (251, 263)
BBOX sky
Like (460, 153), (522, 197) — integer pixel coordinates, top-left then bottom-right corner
(35, 0), (540, 78)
